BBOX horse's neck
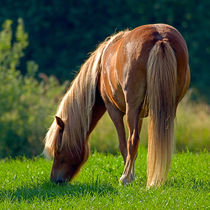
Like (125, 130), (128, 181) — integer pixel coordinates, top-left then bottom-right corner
(87, 88), (106, 137)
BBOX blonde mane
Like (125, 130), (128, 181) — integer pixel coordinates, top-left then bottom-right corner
(44, 30), (129, 158)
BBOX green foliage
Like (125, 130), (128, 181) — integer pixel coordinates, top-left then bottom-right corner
(0, 19), (67, 158)
(0, 149), (209, 208)
(0, 0), (209, 100)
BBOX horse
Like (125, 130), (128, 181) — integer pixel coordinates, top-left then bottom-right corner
(44, 24), (190, 187)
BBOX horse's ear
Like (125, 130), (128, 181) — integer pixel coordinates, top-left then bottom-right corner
(55, 116), (65, 131)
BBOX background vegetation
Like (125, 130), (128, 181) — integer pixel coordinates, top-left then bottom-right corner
(0, 20), (66, 158)
(0, 0), (209, 100)
(0, 0), (209, 158)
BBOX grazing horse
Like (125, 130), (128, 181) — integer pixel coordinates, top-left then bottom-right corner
(44, 24), (190, 187)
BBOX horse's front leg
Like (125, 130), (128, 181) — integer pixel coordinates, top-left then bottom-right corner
(105, 102), (127, 163)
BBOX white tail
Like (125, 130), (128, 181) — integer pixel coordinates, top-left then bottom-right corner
(147, 40), (177, 187)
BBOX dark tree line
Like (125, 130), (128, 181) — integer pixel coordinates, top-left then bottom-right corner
(0, 0), (209, 100)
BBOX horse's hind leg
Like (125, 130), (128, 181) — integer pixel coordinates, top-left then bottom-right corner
(120, 106), (143, 185)
(105, 102), (127, 163)
(131, 118), (142, 180)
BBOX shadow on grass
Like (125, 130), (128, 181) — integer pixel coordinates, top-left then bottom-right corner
(0, 181), (116, 202)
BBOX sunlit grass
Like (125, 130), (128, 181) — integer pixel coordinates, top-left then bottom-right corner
(0, 149), (209, 209)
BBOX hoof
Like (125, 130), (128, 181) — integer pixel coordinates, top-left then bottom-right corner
(119, 174), (135, 185)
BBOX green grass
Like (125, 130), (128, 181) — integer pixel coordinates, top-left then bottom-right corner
(0, 147), (209, 209)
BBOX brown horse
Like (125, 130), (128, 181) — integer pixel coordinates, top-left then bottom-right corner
(44, 24), (190, 187)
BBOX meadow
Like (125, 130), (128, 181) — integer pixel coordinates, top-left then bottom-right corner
(0, 147), (209, 209)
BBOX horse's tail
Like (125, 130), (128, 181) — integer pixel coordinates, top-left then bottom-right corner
(146, 40), (177, 187)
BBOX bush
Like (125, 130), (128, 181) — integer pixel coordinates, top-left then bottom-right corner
(0, 19), (66, 158)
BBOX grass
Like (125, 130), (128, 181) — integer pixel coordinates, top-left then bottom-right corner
(0, 147), (209, 209)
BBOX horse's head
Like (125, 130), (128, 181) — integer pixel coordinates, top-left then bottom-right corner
(50, 116), (88, 184)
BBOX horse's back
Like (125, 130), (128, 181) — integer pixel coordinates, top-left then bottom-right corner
(100, 24), (190, 113)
